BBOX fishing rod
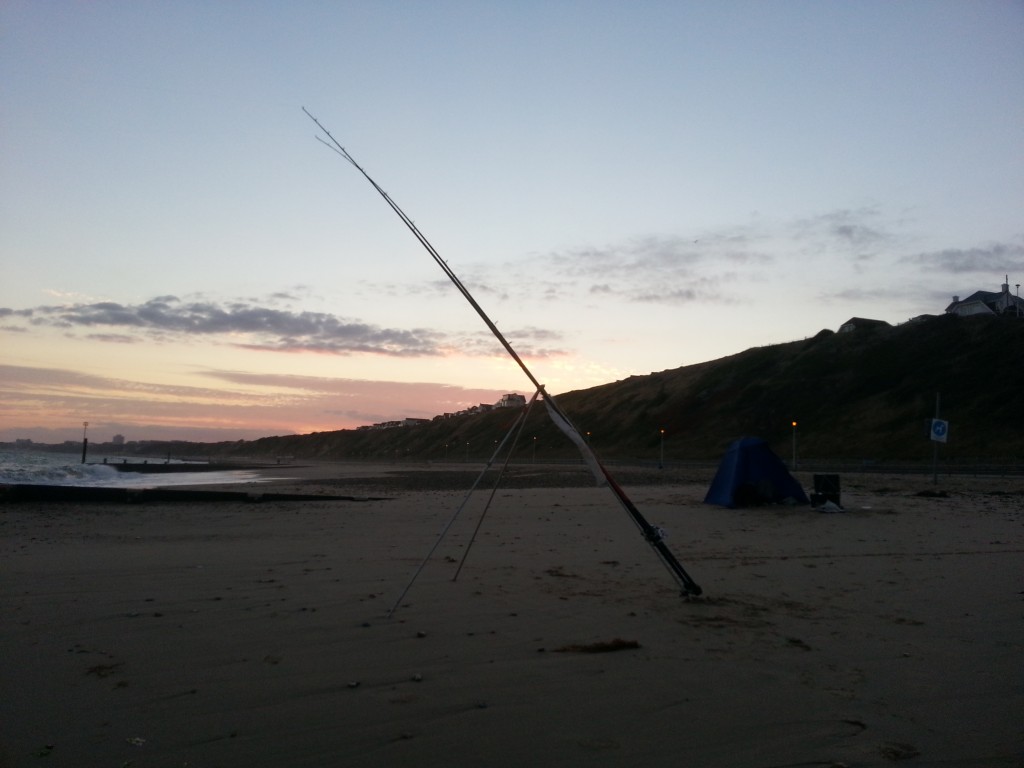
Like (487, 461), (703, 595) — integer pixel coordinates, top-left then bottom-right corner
(304, 108), (702, 597)
(302, 108), (537, 389)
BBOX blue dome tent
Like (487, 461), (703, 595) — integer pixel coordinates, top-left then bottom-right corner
(704, 437), (809, 508)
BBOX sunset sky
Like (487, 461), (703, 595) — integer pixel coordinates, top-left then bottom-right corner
(2, 1), (1022, 443)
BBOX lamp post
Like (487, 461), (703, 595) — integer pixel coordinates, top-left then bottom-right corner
(659, 428), (665, 469)
(81, 421), (89, 464)
(791, 421), (798, 469)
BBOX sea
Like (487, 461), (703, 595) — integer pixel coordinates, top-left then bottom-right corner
(0, 449), (267, 488)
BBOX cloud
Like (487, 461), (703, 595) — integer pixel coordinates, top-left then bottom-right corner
(0, 296), (446, 356)
(0, 364), (298, 443)
(832, 223), (886, 247)
(0, 308), (33, 318)
(501, 326), (566, 357)
(1, 288), (572, 359)
(200, 369), (514, 403)
(536, 233), (769, 305)
(532, 208), (904, 303)
(813, 240), (1024, 313)
(0, 363), (526, 442)
(84, 333), (140, 344)
(0, 363), (249, 400)
(900, 241), (1024, 274)
(633, 287), (699, 303)
(818, 285), (922, 303)
(551, 237), (702, 279)
(792, 207), (899, 260)
(439, 326), (569, 359)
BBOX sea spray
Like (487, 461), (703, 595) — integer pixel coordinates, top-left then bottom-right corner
(0, 450), (266, 488)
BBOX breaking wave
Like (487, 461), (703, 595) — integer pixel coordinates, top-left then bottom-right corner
(0, 451), (264, 488)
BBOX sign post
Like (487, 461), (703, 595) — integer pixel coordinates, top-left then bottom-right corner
(81, 421), (89, 465)
(929, 393), (948, 484)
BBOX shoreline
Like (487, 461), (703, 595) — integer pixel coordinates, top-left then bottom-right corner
(97, 462), (289, 474)
(4, 459), (1021, 500)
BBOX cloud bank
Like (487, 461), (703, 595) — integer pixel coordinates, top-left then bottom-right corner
(3, 296), (443, 356)
(0, 363), (521, 442)
(1, 294), (568, 360)
(900, 243), (1024, 274)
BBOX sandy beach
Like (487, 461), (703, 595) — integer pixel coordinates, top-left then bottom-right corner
(1, 463), (1021, 767)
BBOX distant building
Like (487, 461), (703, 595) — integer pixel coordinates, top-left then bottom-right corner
(360, 392), (527, 429)
(368, 417), (431, 430)
(839, 317), (890, 333)
(112, 434), (125, 446)
(945, 277), (1024, 317)
(496, 393), (527, 408)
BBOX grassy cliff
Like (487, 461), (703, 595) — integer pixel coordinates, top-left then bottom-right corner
(174, 314), (1023, 465)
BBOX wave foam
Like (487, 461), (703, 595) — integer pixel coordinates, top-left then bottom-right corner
(0, 452), (264, 488)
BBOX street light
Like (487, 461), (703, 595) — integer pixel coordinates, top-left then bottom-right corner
(81, 421), (89, 464)
(791, 421), (798, 469)
(659, 428), (665, 469)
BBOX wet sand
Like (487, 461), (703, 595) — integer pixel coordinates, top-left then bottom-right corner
(1, 464), (1021, 766)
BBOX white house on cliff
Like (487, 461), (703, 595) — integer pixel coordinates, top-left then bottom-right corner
(946, 276), (1023, 317)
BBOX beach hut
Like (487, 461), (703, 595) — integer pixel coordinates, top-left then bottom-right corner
(704, 437), (808, 508)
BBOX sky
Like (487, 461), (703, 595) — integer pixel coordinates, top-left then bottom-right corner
(2, 1), (1022, 444)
